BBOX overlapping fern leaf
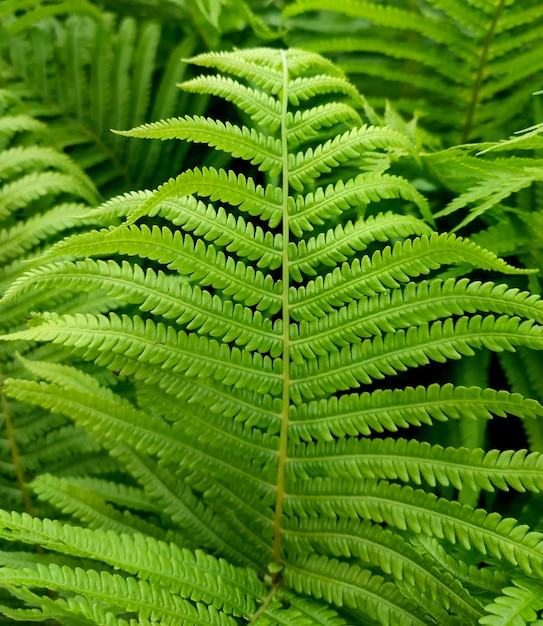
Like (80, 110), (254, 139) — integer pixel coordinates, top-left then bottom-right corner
(283, 0), (543, 144)
(0, 3), (201, 198)
(0, 90), (119, 517)
(0, 90), (124, 622)
(413, 108), (543, 454)
(3, 47), (543, 624)
(97, 0), (282, 49)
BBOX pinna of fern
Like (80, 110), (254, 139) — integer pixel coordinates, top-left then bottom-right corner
(3, 47), (543, 624)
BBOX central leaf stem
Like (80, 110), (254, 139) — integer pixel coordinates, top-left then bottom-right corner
(1, 372), (34, 515)
(272, 49), (291, 565)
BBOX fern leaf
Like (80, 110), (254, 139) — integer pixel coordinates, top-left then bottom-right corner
(0, 511), (266, 617)
(284, 552), (431, 625)
(113, 446), (271, 571)
(4, 45), (543, 623)
(3, 377), (278, 509)
(1, 1), (102, 34)
(288, 125), (416, 191)
(289, 177), (430, 237)
(0, 562), (241, 625)
(290, 438), (543, 493)
(2, 260), (282, 355)
(31, 473), (184, 544)
(123, 168), (284, 227)
(0, 114), (47, 140)
(286, 102), (362, 146)
(3, 314), (282, 395)
(284, 517), (484, 621)
(292, 233), (535, 320)
(283, 0), (543, 142)
(180, 74), (282, 130)
(480, 577), (543, 626)
(0, 172), (97, 218)
(288, 384), (543, 443)
(291, 279), (543, 361)
(292, 316), (543, 401)
(118, 116), (283, 175)
(285, 479), (543, 577)
(0, 203), (92, 265)
(40, 225), (283, 312)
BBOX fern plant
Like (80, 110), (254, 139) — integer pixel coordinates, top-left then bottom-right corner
(283, 0), (543, 144)
(0, 87), (116, 508)
(0, 5), (202, 198)
(0, 88), (125, 617)
(2, 47), (543, 624)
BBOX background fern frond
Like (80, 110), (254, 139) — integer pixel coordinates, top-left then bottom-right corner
(283, 0), (543, 144)
(0, 8), (200, 197)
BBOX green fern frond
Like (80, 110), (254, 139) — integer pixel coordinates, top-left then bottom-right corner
(0, 88), (116, 551)
(289, 179), (430, 239)
(39, 224), (284, 311)
(0, 11), (198, 195)
(291, 233), (536, 320)
(291, 278), (543, 361)
(31, 474), (185, 544)
(2, 260), (282, 355)
(284, 517), (484, 621)
(0, 203), (95, 266)
(4, 312), (282, 394)
(292, 315), (543, 401)
(181, 74), (283, 130)
(285, 479), (543, 577)
(289, 384), (543, 443)
(3, 377), (278, 512)
(3, 46), (543, 623)
(1, 562), (244, 625)
(124, 168), (284, 228)
(117, 116), (283, 176)
(284, 552), (432, 625)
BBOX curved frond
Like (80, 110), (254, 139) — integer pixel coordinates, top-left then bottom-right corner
(117, 116), (283, 175)
(289, 438), (543, 494)
(284, 552), (430, 625)
(291, 233), (536, 320)
(0, 510), (266, 617)
(480, 577), (543, 626)
(283, 0), (543, 142)
(283, 517), (484, 621)
(290, 384), (543, 442)
(292, 316), (543, 401)
(285, 479), (543, 578)
(0, 11), (198, 195)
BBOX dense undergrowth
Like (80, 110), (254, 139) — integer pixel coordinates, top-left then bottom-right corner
(1, 1), (543, 624)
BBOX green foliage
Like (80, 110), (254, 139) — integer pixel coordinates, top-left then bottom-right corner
(283, 0), (543, 144)
(0, 4), (207, 197)
(1, 44), (543, 625)
(0, 90), (114, 512)
(1, 0), (543, 623)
